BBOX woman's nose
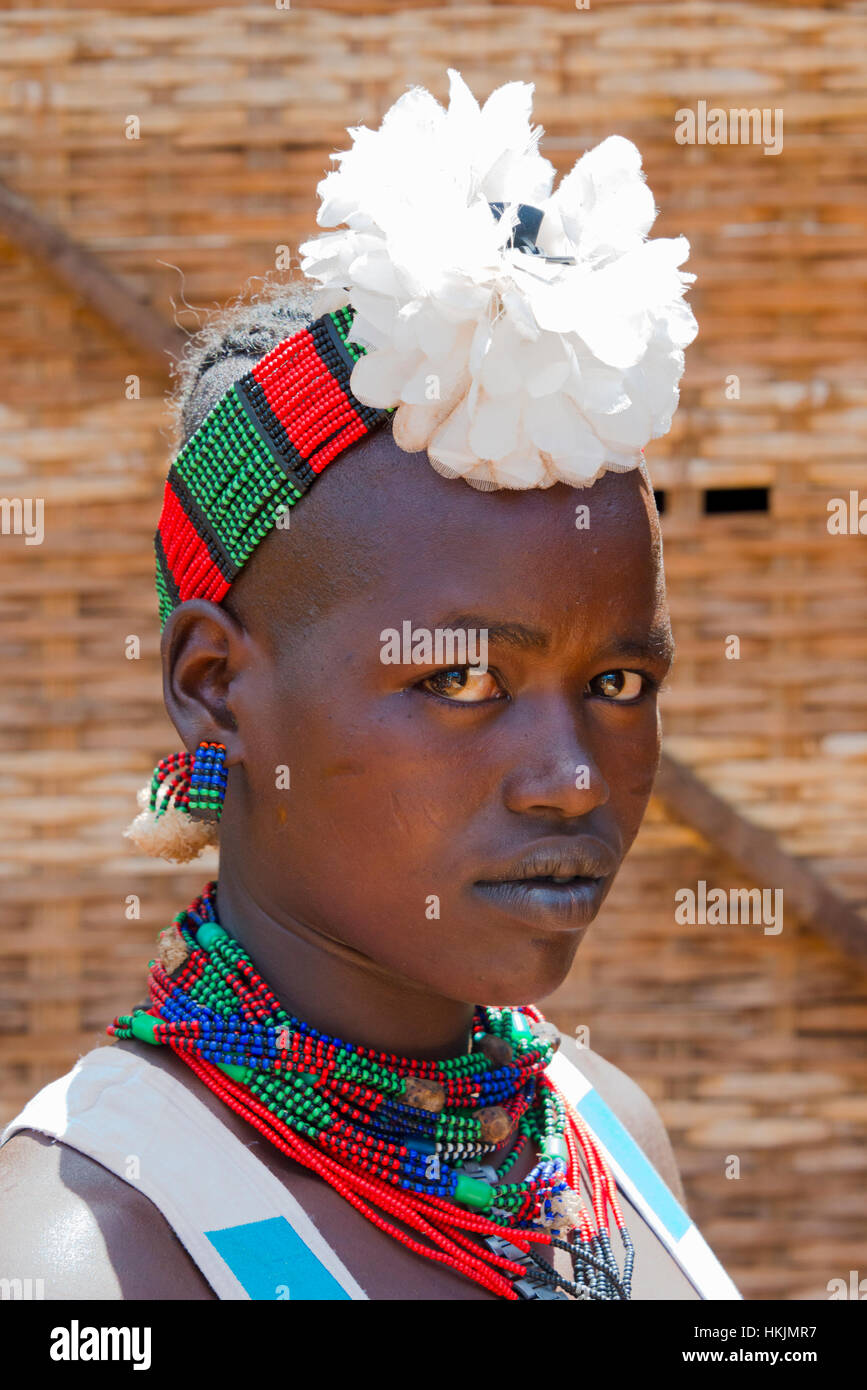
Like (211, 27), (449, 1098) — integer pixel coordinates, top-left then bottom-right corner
(501, 696), (610, 820)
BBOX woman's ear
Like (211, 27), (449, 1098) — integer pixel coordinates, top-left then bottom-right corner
(160, 599), (246, 763)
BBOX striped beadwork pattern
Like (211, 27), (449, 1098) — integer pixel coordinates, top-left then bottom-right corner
(187, 742), (228, 823)
(155, 306), (391, 628)
(149, 750), (195, 818)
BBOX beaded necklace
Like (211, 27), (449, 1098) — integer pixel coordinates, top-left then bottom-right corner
(109, 883), (634, 1301)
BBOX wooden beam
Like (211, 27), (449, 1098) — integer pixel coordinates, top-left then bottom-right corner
(656, 751), (867, 964)
(0, 181), (186, 364)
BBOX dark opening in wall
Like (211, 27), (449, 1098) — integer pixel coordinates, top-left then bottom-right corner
(653, 489), (666, 515)
(703, 487), (769, 515)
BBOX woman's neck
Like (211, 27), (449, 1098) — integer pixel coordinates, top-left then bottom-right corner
(213, 862), (476, 1062)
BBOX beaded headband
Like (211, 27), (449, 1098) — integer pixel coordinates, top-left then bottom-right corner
(155, 304), (391, 631)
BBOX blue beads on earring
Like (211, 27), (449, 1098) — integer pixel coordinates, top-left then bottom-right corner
(187, 741), (228, 822)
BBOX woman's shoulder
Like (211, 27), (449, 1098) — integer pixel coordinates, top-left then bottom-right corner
(555, 1033), (688, 1209)
(0, 1125), (214, 1300)
(0, 1128), (132, 1298)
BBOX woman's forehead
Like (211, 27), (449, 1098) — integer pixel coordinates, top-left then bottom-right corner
(231, 430), (664, 645)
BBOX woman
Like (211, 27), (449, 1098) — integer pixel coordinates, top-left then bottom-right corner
(0, 71), (737, 1301)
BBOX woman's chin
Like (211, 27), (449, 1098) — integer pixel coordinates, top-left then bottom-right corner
(421, 934), (588, 1008)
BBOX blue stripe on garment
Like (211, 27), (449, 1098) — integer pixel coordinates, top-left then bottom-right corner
(575, 1089), (692, 1242)
(204, 1216), (352, 1300)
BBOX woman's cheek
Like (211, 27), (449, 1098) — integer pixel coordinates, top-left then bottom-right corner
(602, 710), (661, 816)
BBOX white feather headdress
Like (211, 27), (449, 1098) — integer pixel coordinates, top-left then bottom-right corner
(299, 69), (698, 491)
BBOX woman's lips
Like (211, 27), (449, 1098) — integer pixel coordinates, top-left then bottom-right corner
(470, 837), (617, 930)
(471, 874), (608, 930)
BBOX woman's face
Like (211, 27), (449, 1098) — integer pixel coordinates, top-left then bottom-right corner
(176, 433), (673, 1006)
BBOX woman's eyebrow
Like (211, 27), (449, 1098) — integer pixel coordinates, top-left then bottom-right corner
(433, 614), (675, 665)
(436, 613), (550, 652)
(604, 626), (676, 665)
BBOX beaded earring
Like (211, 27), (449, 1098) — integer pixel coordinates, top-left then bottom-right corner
(187, 741), (228, 822)
(125, 741), (227, 864)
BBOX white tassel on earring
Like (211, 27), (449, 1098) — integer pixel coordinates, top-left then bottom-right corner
(125, 768), (219, 864)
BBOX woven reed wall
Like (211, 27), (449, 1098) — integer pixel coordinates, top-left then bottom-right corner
(1, 1), (866, 1300)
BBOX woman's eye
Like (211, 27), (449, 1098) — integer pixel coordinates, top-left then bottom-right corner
(588, 670), (648, 702)
(420, 666), (505, 703)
